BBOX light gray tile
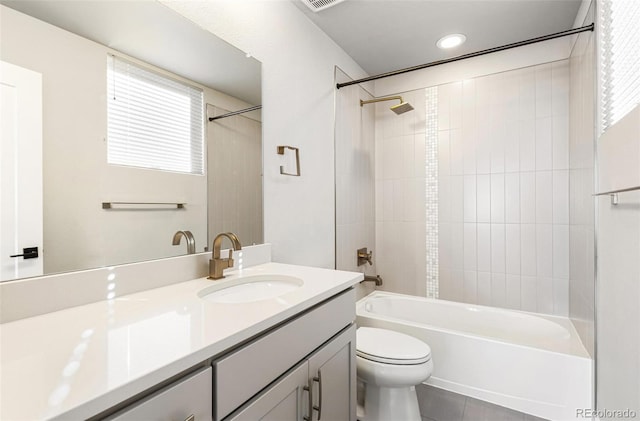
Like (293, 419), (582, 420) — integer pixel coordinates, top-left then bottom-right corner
(491, 174), (505, 223)
(463, 397), (524, 421)
(416, 384), (465, 421)
(504, 173), (520, 223)
(477, 223), (491, 272)
(417, 386), (548, 421)
(477, 272), (491, 306)
(535, 118), (553, 170)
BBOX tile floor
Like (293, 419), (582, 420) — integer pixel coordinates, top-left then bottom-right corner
(416, 384), (549, 421)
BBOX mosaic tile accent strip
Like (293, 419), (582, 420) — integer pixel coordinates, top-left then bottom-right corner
(425, 87), (438, 298)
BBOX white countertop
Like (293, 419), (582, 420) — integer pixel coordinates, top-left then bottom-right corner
(0, 262), (362, 420)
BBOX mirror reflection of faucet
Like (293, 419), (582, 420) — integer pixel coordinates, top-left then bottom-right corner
(209, 232), (242, 280)
(172, 230), (196, 254)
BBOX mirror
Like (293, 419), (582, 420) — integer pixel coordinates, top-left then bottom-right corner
(0, 1), (263, 282)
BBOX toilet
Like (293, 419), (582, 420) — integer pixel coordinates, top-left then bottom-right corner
(356, 327), (433, 421)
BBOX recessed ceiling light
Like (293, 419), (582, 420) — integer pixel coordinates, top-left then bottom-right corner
(436, 33), (467, 49)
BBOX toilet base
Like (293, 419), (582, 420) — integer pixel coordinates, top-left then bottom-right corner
(359, 383), (421, 421)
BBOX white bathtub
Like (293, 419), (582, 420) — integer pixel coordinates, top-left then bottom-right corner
(356, 291), (592, 421)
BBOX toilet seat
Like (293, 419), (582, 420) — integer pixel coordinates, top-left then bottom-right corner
(356, 327), (431, 365)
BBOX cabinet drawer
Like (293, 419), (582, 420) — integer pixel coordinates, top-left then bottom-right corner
(214, 288), (355, 420)
(107, 367), (212, 421)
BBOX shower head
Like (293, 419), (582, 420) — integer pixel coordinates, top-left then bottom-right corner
(390, 101), (414, 115)
(360, 95), (414, 115)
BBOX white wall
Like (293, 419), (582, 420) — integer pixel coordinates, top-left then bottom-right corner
(162, 0), (368, 268)
(596, 106), (640, 416)
(0, 6), (256, 273)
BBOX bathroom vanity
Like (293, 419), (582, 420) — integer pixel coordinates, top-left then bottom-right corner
(0, 261), (361, 420)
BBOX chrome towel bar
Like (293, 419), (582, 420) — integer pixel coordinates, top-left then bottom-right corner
(593, 185), (640, 205)
(102, 202), (186, 209)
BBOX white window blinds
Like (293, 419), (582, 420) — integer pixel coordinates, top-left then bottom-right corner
(599, 0), (640, 133)
(107, 55), (204, 175)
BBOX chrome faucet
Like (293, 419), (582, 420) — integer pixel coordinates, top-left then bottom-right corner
(209, 232), (242, 280)
(172, 230), (196, 254)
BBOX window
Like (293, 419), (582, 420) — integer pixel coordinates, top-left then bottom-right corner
(107, 55), (204, 174)
(599, 0), (640, 133)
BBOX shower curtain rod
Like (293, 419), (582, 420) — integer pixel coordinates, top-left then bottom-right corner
(208, 104), (262, 121)
(336, 23), (594, 89)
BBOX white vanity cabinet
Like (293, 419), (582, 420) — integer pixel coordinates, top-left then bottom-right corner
(216, 289), (356, 421)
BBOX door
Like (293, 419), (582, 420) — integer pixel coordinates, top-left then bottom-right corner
(307, 325), (357, 421)
(226, 362), (311, 421)
(0, 61), (43, 281)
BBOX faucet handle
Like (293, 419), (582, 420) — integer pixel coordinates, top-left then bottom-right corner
(357, 248), (373, 266)
(226, 249), (234, 268)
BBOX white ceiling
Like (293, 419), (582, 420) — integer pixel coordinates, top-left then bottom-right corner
(293, 0), (584, 76)
(3, 0), (584, 101)
(1, 0), (262, 105)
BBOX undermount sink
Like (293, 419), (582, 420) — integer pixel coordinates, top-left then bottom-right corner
(198, 275), (304, 304)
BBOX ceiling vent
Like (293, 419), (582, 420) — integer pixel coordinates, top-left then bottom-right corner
(300, 0), (346, 12)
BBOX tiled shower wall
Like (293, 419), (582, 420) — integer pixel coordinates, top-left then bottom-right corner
(569, 4), (596, 356)
(208, 106), (263, 246)
(374, 89), (428, 296)
(438, 61), (571, 315)
(370, 60), (573, 315)
(335, 69), (377, 299)
(340, 61), (574, 317)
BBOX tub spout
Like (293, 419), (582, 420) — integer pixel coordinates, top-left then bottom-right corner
(361, 275), (383, 286)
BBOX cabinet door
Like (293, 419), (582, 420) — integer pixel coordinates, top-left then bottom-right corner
(215, 289), (355, 420)
(226, 362), (311, 421)
(307, 325), (356, 421)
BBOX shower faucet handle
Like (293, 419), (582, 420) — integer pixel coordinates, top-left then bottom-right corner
(357, 247), (373, 266)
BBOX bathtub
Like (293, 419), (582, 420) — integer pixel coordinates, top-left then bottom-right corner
(356, 291), (592, 421)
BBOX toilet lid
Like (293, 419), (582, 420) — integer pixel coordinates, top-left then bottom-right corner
(356, 327), (431, 365)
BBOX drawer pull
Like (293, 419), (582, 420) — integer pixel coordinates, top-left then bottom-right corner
(313, 371), (322, 420)
(184, 415), (195, 421)
(303, 381), (313, 421)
